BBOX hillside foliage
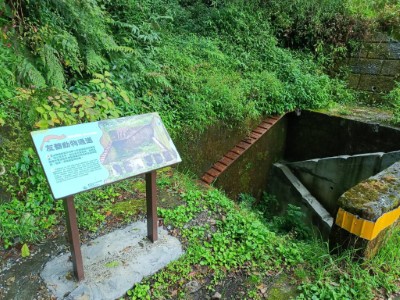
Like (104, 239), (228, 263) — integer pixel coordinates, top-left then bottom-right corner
(0, 0), (388, 249)
(1, 1), (400, 299)
(0, 0), (359, 130)
(1, 0), (368, 192)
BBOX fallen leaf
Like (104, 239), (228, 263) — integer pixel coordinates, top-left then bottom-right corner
(21, 243), (30, 258)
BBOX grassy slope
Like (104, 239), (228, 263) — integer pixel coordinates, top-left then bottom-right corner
(125, 170), (400, 300)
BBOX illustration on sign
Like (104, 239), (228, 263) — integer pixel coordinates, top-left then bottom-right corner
(31, 113), (181, 199)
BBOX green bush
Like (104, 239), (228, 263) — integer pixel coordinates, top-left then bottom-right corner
(0, 149), (59, 248)
(0, 41), (18, 104)
(0, 148), (117, 249)
(1, 0), (356, 132)
(386, 82), (400, 124)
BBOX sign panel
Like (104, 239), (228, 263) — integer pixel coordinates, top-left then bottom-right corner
(31, 113), (181, 199)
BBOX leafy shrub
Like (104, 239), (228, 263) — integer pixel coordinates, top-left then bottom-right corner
(267, 0), (368, 50)
(376, 3), (400, 37)
(0, 147), (122, 249)
(241, 193), (312, 239)
(179, 0), (368, 66)
(0, 40), (18, 102)
(4, 0), (139, 89)
(0, 148), (60, 249)
(243, 71), (287, 114)
(1, 0), (356, 133)
(1, 72), (124, 130)
(385, 82), (400, 124)
(346, 0), (400, 34)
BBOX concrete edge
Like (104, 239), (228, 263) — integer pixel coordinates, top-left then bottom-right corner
(275, 163), (334, 229)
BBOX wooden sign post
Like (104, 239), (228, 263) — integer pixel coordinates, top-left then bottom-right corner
(31, 113), (181, 281)
(64, 196), (84, 281)
(146, 171), (158, 242)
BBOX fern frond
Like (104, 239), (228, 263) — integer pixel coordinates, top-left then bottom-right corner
(39, 44), (65, 88)
(17, 59), (46, 88)
(52, 30), (83, 73)
(0, 49), (16, 85)
(86, 49), (107, 74)
(106, 45), (136, 54)
(106, 18), (140, 34)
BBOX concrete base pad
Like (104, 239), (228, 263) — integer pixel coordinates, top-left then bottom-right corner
(41, 221), (183, 300)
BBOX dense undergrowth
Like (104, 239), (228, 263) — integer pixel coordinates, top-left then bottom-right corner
(0, 0), (357, 131)
(1, 0), (400, 298)
(0, 0), (362, 248)
(387, 83), (400, 124)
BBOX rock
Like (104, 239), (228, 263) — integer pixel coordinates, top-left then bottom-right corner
(185, 280), (201, 293)
(74, 294), (90, 300)
(258, 284), (267, 294)
(212, 291), (222, 299)
(6, 276), (15, 286)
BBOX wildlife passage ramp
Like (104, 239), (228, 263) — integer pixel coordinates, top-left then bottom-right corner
(201, 115), (284, 184)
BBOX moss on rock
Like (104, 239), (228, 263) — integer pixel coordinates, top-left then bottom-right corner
(267, 273), (298, 299)
(111, 199), (146, 219)
(338, 162), (400, 221)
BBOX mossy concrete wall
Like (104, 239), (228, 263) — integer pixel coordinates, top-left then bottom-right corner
(347, 33), (400, 103)
(214, 117), (287, 200)
(329, 162), (400, 258)
(174, 119), (261, 177)
(285, 111), (400, 161)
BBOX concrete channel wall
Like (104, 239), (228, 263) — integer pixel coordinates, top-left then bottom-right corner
(285, 111), (400, 162)
(192, 110), (400, 255)
(193, 111), (400, 203)
(267, 150), (400, 240)
(287, 151), (400, 216)
(213, 117), (287, 200)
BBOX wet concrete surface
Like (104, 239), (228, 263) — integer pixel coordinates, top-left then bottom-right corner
(41, 221), (183, 300)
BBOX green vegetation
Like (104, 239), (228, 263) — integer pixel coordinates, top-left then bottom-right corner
(0, 0), (361, 249)
(346, 0), (400, 37)
(1, 0), (400, 299)
(387, 82), (400, 125)
(0, 147), (120, 247)
(244, 193), (313, 240)
(125, 171), (400, 299)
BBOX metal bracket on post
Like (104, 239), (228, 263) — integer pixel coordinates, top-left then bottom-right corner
(146, 171), (158, 242)
(63, 196), (84, 281)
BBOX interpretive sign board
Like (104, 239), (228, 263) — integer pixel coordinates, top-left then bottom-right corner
(31, 112), (181, 199)
(30, 112), (181, 281)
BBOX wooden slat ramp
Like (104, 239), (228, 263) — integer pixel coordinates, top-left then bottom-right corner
(201, 115), (283, 184)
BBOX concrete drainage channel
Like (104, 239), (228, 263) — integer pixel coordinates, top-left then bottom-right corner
(199, 110), (400, 257)
(269, 151), (400, 241)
